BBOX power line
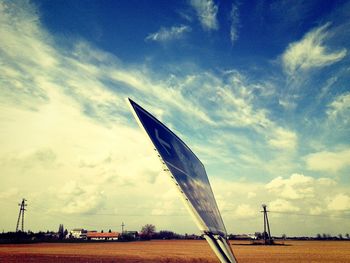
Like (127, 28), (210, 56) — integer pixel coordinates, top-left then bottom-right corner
(58, 211), (187, 218)
(26, 201), (188, 231)
(269, 210), (350, 220)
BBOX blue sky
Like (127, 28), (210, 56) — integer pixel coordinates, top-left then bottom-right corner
(0, 0), (350, 236)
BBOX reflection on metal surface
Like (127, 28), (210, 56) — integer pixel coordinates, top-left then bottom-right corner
(127, 98), (237, 263)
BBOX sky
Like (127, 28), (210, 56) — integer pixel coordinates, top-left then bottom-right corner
(0, 0), (350, 237)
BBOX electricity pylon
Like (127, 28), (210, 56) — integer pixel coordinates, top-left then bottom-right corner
(16, 198), (27, 232)
(261, 204), (272, 245)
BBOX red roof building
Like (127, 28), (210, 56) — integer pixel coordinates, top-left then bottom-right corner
(86, 231), (120, 240)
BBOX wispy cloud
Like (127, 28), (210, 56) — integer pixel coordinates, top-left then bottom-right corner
(211, 71), (297, 151)
(229, 2), (240, 45)
(282, 23), (347, 76)
(0, 1), (181, 230)
(327, 92), (350, 123)
(145, 25), (191, 42)
(189, 0), (218, 30)
(1, 0), (350, 235)
(267, 127), (297, 150)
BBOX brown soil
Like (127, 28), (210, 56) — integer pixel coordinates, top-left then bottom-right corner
(0, 240), (349, 262)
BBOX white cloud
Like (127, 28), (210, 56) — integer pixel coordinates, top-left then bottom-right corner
(59, 181), (105, 214)
(327, 194), (350, 211)
(266, 173), (326, 200)
(145, 25), (191, 42)
(230, 3), (239, 45)
(0, 148), (57, 171)
(0, 0), (172, 226)
(234, 204), (256, 219)
(211, 171), (349, 235)
(189, 0), (218, 30)
(0, 0), (214, 128)
(0, 188), (19, 200)
(0, 2), (227, 234)
(151, 188), (185, 216)
(211, 179), (261, 209)
(305, 149), (350, 173)
(327, 92), (350, 123)
(269, 199), (300, 212)
(268, 127), (297, 150)
(278, 98), (297, 110)
(282, 23), (347, 75)
(0, 2), (57, 69)
(309, 206), (323, 215)
(247, 192), (256, 199)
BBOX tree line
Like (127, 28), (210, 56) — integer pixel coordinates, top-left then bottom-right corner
(1, 223), (349, 243)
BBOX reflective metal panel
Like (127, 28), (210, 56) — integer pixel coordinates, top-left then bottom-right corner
(128, 98), (237, 263)
(128, 98), (226, 235)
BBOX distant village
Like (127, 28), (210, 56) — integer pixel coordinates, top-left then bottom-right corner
(1, 223), (349, 244)
(68, 228), (138, 241)
(0, 223), (207, 243)
(3, 199), (349, 244)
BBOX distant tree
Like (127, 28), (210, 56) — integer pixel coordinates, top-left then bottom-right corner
(338, 234), (343, 240)
(141, 224), (156, 240)
(109, 229), (112, 233)
(346, 233), (350, 239)
(254, 232), (262, 239)
(157, 230), (175, 239)
(316, 233), (322, 240)
(64, 229), (68, 238)
(58, 224), (64, 239)
(281, 234), (287, 240)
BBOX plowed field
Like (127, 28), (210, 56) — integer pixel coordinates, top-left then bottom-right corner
(0, 240), (349, 262)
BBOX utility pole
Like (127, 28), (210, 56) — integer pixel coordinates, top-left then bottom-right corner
(16, 198), (27, 232)
(121, 222), (125, 234)
(261, 204), (272, 245)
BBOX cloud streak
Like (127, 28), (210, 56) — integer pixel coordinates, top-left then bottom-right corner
(189, 0), (218, 30)
(229, 3), (240, 45)
(145, 25), (191, 42)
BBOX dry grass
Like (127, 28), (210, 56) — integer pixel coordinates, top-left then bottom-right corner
(232, 240), (350, 262)
(0, 240), (349, 262)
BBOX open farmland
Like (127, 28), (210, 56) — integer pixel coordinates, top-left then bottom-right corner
(0, 240), (350, 263)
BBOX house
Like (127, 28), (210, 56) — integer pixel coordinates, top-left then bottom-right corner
(86, 231), (120, 240)
(70, 228), (87, 239)
(229, 234), (256, 240)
